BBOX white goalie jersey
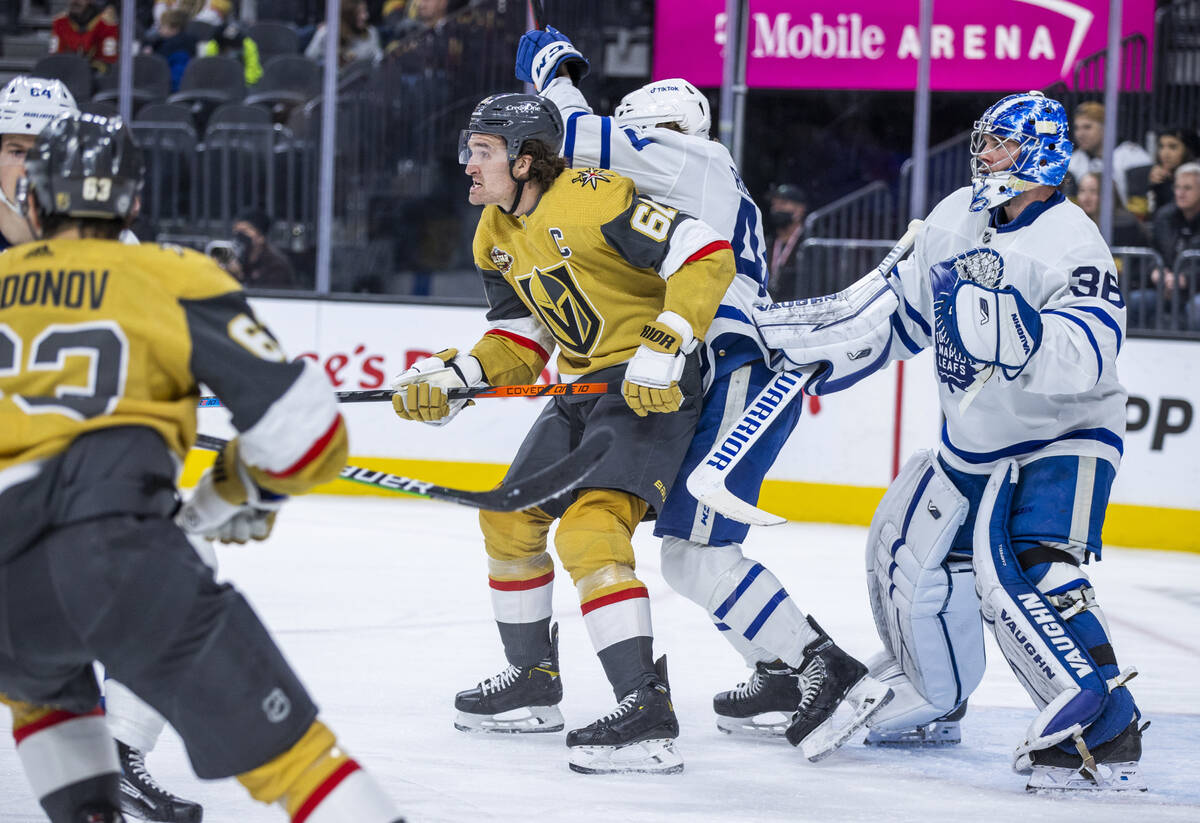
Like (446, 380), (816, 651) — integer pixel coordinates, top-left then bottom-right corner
(890, 186), (1127, 474)
(542, 78), (772, 387)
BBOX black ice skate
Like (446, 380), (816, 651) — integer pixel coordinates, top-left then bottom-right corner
(566, 655), (683, 775)
(784, 617), (894, 762)
(116, 741), (203, 823)
(454, 623), (564, 734)
(713, 660), (805, 737)
(1025, 720), (1148, 792)
(864, 700), (967, 746)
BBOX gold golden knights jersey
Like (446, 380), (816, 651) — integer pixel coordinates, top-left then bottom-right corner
(0, 238), (346, 493)
(468, 168), (735, 384)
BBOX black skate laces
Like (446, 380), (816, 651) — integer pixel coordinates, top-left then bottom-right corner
(480, 665), (522, 695)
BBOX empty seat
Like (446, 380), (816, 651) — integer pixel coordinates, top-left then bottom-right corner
(167, 56), (246, 132)
(202, 104), (277, 226)
(248, 21), (301, 65)
(93, 53), (172, 109)
(133, 102), (196, 129)
(32, 54), (94, 104)
(79, 99), (119, 118)
(245, 55), (321, 118)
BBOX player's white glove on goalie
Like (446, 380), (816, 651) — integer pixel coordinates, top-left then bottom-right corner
(515, 26), (590, 92)
(176, 440), (286, 544)
(622, 311), (694, 417)
(948, 281), (1042, 375)
(391, 348), (483, 426)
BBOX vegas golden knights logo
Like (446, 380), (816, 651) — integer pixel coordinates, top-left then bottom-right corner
(515, 260), (604, 356)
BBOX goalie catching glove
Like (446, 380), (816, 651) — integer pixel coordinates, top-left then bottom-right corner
(176, 438), (286, 544)
(622, 311), (693, 417)
(515, 25), (590, 92)
(391, 348), (484, 425)
(946, 281), (1042, 375)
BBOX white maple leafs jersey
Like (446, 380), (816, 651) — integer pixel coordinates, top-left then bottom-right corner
(890, 186), (1127, 474)
(543, 78), (771, 387)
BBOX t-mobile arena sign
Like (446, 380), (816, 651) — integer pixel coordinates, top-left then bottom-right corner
(653, 0), (1155, 90)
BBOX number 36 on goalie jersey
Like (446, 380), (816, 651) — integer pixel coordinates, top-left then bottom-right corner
(0, 238), (343, 481)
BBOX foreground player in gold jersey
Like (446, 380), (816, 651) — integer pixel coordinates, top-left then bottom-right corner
(392, 93), (735, 774)
(0, 112), (405, 822)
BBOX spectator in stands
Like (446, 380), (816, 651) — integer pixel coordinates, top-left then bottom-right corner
(1128, 162), (1200, 330)
(1066, 101), (1152, 211)
(214, 210), (299, 289)
(766, 183), (808, 298)
(1073, 171), (1149, 247)
(197, 0), (264, 86)
(382, 0), (465, 72)
(142, 8), (198, 92)
(50, 0), (120, 74)
(1147, 126), (1200, 216)
(305, 0), (383, 66)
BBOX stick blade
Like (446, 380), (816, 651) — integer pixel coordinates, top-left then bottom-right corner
(453, 426), (614, 511)
(687, 465), (786, 527)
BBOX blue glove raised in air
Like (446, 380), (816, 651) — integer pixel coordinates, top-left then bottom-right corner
(515, 26), (590, 93)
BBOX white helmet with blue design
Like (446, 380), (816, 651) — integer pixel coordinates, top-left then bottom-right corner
(0, 76), (79, 218)
(969, 90), (1073, 212)
(614, 78), (711, 139)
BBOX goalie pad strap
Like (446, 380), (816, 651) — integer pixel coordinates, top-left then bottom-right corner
(865, 451), (984, 726)
(1017, 544), (1080, 570)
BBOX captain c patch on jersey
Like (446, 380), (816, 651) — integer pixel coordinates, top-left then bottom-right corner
(514, 260), (604, 356)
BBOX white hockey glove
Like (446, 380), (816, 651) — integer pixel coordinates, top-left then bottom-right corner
(515, 26), (590, 92)
(176, 440), (286, 544)
(390, 348), (483, 426)
(622, 311), (693, 417)
(948, 281), (1042, 376)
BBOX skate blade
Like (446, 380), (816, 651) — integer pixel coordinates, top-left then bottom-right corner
(716, 711), (791, 738)
(1026, 762), (1147, 793)
(864, 719), (961, 746)
(568, 738), (684, 775)
(800, 680), (895, 763)
(454, 705), (564, 734)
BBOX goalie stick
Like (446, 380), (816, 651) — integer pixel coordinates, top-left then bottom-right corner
(191, 429), (612, 511)
(198, 381), (614, 409)
(687, 220), (924, 527)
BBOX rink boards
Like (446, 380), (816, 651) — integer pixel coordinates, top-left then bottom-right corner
(187, 296), (1200, 552)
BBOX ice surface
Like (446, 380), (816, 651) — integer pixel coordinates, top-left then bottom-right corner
(2, 496), (1197, 822)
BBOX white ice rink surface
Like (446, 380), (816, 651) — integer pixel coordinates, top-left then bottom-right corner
(2, 495), (1198, 822)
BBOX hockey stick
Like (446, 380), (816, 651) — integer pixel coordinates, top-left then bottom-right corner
(529, 0), (546, 28)
(191, 429), (612, 511)
(687, 220), (924, 527)
(197, 381), (614, 409)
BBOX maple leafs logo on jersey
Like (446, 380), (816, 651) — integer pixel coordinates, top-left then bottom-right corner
(571, 168), (613, 190)
(929, 247), (1005, 393)
(514, 260), (604, 356)
(490, 246), (514, 275)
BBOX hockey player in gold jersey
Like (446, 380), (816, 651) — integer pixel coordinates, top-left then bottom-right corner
(0, 112), (404, 822)
(391, 93), (736, 774)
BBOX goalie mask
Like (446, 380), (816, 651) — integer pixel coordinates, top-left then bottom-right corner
(22, 112), (144, 224)
(968, 91), (1072, 213)
(0, 76), (79, 216)
(614, 78), (711, 139)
